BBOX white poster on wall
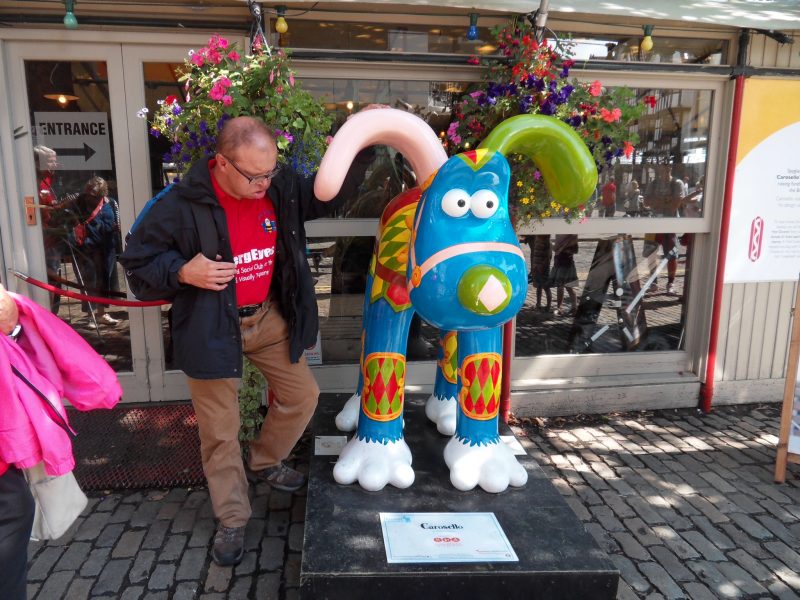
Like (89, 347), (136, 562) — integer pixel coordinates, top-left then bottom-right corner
(724, 79), (800, 284)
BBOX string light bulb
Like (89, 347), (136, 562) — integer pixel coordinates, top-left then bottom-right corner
(467, 12), (479, 41)
(640, 25), (654, 53)
(63, 0), (78, 29)
(275, 5), (288, 34)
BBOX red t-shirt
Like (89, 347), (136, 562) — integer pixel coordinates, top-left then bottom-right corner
(601, 181), (616, 208)
(209, 161), (278, 307)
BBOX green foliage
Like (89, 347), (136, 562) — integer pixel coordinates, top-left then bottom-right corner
(238, 357), (267, 451)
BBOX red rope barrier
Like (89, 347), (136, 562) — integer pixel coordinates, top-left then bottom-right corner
(10, 270), (170, 308)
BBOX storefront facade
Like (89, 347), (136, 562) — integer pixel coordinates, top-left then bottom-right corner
(0, 3), (797, 413)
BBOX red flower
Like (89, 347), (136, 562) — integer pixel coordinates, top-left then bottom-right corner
(165, 95), (178, 105)
(600, 108), (622, 123)
(644, 95), (657, 108)
(467, 55), (480, 65)
(562, 59), (576, 69)
(589, 80), (603, 97)
(623, 141), (634, 158)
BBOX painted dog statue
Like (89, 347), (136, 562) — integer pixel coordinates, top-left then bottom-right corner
(314, 109), (596, 493)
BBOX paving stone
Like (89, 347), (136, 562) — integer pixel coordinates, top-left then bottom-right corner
(176, 548), (207, 581)
(647, 546), (694, 582)
(173, 581), (201, 600)
(120, 586), (145, 600)
(767, 579), (800, 600)
(112, 530), (146, 558)
(638, 562), (686, 599)
(689, 516), (735, 551)
(228, 576), (253, 599)
(760, 498), (800, 524)
(715, 561), (770, 595)
(607, 477), (636, 497)
(600, 490), (636, 520)
(651, 526), (700, 560)
(267, 510), (290, 537)
(678, 530), (726, 561)
(188, 519), (215, 548)
(725, 492), (764, 514)
(141, 520), (170, 550)
(143, 592), (169, 600)
(204, 562), (232, 593)
(54, 541), (90, 571)
(96, 523), (125, 548)
(288, 522), (305, 552)
(624, 517), (661, 547)
(765, 540), (800, 572)
(681, 582), (719, 600)
(93, 559), (132, 596)
(255, 573), (281, 598)
(130, 500), (162, 527)
(258, 537), (286, 571)
(268, 490), (293, 510)
(94, 493), (123, 512)
(719, 523), (771, 559)
(243, 518), (266, 552)
(129, 550), (157, 584)
(766, 558), (800, 591)
(757, 515), (798, 545)
(159, 534), (188, 562)
(27, 582), (39, 599)
(234, 552), (257, 577)
(79, 547), (110, 577)
(184, 490), (209, 510)
(615, 577), (644, 599)
(290, 496), (307, 522)
(73, 512), (111, 541)
(166, 488), (189, 502)
(148, 564), (176, 590)
(609, 531), (647, 560)
(28, 546), (66, 580)
(107, 503), (136, 524)
(63, 576), (93, 600)
(729, 512), (774, 540)
(284, 553), (301, 588)
(688, 561), (745, 599)
(156, 502), (181, 520)
(685, 495), (729, 524)
(33, 570), (73, 599)
(172, 509), (198, 534)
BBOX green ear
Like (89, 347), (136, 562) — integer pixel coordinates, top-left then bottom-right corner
(478, 114), (598, 208)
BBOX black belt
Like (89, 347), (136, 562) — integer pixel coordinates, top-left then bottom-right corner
(238, 299), (269, 318)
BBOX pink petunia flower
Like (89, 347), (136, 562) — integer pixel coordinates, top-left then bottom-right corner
(207, 49), (223, 65)
(209, 82), (226, 101)
(228, 50), (240, 62)
(222, 95), (233, 106)
(446, 121), (462, 145)
(218, 76), (232, 88)
(190, 53), (205, 67)
(589, 80), (602, 97)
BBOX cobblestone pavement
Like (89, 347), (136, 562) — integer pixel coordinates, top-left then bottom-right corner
(27, 403), (800, 599)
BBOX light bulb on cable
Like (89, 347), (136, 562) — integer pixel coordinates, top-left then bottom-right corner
(467, 13), (479, 41)
(275, 6), (288, 34)
(63, 0), (78, 29)
(640, 25), (654, 53)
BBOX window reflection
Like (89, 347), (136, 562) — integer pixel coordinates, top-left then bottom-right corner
(516, 234), (692, 356)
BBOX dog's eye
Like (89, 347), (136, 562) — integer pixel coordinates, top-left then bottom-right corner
(470, 190), (500, 219)
(441, 189), (471, 218)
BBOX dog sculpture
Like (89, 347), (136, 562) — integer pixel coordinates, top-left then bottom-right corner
(314, 109), (596, 493)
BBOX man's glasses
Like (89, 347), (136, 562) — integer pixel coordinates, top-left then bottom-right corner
(220, 154), (280, 185)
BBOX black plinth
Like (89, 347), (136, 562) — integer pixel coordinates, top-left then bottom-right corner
(301, 394), (618, 600)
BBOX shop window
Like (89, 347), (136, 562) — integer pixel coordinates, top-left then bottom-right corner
(561, 33), (728, 65)
(515, 233), (694, 356)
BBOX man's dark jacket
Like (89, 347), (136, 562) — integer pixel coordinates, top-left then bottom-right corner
(119, 157), (366, 379)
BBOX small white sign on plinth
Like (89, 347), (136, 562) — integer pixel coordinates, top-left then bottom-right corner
(379, 512), (518, 564)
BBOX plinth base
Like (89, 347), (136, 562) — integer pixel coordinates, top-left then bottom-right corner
(301, 394), (618, 599)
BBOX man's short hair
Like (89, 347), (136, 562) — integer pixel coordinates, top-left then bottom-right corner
(216, 116), (276, 158)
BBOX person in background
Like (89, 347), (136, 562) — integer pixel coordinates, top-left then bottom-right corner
(0, 284), (34, 600)
(624, 180), (643, 217)
(600, 177), (617, 218)
(120, 115), (373, 568)
(69, 176), (121, 328)
(527, 234), (552, 312)
(643, 164), (685, 295)
(550, 234), (579, 317)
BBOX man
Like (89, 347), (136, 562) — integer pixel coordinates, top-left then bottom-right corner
(120, 116), (371, 566)
(600, 178), (616, 218)
(643, 164), (685, 295)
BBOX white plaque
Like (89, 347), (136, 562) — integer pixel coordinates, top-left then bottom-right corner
(379, 512), (518, 563)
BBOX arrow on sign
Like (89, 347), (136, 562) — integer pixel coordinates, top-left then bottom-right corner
(53, 143), (96, 161)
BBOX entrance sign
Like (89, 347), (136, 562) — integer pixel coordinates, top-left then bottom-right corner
(34, 112), (112, 171)
(725, 79), (800, 283)
(775, 279), (800, 483)
(379, 512), (518, 563)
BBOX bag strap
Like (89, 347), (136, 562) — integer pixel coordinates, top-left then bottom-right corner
(11, 365), (77, 438)
(189, 202), (221, 259)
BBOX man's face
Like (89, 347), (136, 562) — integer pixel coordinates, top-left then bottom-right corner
(216, 142), (279, 200)
(44, 152), (58, 172)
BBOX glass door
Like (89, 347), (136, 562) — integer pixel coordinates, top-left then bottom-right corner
(6, 41), (149, 400)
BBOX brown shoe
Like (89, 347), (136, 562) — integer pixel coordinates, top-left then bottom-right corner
(211, 524), (245, 567)
(247, 462), (306, 492)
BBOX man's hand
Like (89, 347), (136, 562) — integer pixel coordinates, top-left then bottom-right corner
(177, 253), (236, 291)
(0, 284), (19, 335)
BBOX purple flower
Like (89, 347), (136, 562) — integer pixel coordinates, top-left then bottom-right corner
(165, 118), (173, 127)
(548, 80), (558, 93)
(199, 120), (208, 133)
(557, 85), (574, 104)
(170, 142), (183, 154)
(182, 153), (191, 162)
(566, 115), (582, 127)
(149, 128), (161, 138)
(533, 170), (541, 180)
(560, 67), (571, 78)
(163, 152), (173, 162)
(540, 97), (557, 115)
(519, 95), (534, 112)
(172, 105), (183, 116)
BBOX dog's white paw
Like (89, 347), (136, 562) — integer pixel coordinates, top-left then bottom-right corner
(334, 393), (360, 432)
(443, 437), (528, 493)
(333, 436), (415, 491)
(424, 394), (457, 436)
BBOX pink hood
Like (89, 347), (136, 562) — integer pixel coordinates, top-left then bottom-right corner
(0, 293), (121, 475)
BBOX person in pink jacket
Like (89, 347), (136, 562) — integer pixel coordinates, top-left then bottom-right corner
(0, 283), (121, 599)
